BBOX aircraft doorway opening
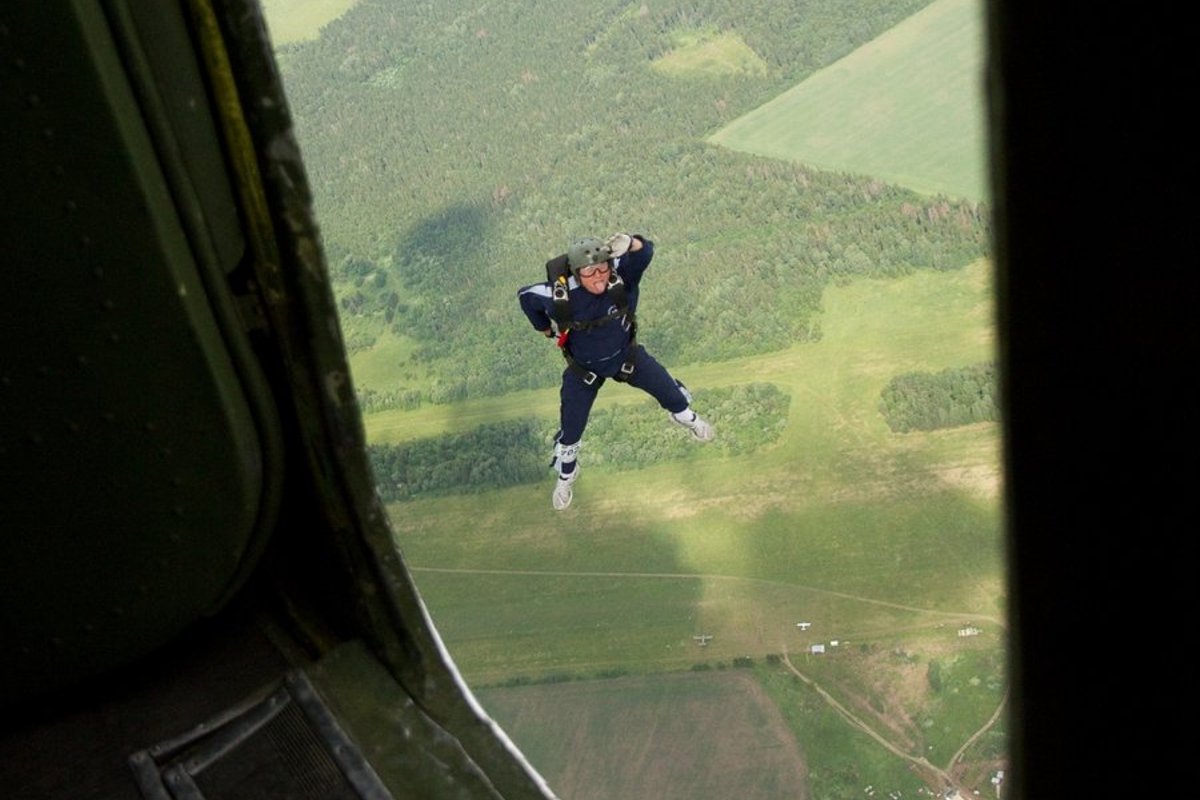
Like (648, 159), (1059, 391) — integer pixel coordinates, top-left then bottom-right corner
(262, 0), (1007, 798)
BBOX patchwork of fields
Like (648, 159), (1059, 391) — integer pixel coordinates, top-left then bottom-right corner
(267, 0), (1005, 796)
(709, 0), (988, 202)
(376, 260), (1004, 799)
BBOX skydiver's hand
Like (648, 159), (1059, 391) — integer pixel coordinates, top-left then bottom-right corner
(606, 233), (633, 258)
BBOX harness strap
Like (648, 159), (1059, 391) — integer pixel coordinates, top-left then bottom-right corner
(550, 264), (638, 383)
(550, 275), (572, 332)
(561, 335), (638, 385)
(565, 306), (626, 331)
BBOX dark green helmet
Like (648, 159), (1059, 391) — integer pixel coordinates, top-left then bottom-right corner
(566, 236), (612, 274)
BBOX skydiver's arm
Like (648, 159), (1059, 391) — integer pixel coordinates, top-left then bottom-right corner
(615, 236), (653, 286)
(517, 283), (556, 335)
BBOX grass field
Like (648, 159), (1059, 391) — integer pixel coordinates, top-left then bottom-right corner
(708, 0), (988, 202)
(260, 0), (357, 45)
(376, 259), (1001, 667)
(477, 671), (808, 800)
(366, 259), (1005, 796)
(652, 29), (769, 78)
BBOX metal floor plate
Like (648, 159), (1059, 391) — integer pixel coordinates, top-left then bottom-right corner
(128, 670), (391, 800)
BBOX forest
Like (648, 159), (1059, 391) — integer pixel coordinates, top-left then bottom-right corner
(273, 0), (991, 410)
(878, 362), (998, 432)
(367, 382), (789, 501)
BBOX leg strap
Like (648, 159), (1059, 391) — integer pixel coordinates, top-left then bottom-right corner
(562, 336), (639, 385)
(555, 440), (580, 463)
(550, 438), (581, 473)
(563, 354), (602, 386)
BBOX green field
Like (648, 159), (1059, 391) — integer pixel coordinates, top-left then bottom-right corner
(477, 671), (808, 800)
(260, 0), (357, 45)
(281, 0), (1003, 794)
(709, 0), (987, 202)
(377, 260), (1001, 662)
(370, 260), (1005, 797)
(651, 28), (769, 78)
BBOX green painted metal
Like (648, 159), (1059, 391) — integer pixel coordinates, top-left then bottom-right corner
(0, 2), (555, 797)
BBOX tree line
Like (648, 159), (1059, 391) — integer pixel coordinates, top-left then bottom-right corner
(878, 363), (999, 433)
(367, 383), (789, 501)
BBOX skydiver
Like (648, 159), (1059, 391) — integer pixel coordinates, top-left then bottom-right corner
(517, 232), (714, 510)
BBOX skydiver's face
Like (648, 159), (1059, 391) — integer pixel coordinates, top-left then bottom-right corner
(578, 262), (611, 295)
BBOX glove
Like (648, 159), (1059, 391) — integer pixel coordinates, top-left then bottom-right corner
(606, 233), (633, 258)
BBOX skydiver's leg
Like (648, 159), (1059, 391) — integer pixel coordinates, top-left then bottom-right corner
(552, 368), (603, 509)
(624, 346), (688, 412)
(558, 367), (603, 457)
(624, 346), (714, 441)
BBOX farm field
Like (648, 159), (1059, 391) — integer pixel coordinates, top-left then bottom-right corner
(476, 671), (809, 800)
(709, 0), (987, 202)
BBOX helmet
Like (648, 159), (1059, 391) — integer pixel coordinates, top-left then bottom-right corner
(566, 237), (612, 274)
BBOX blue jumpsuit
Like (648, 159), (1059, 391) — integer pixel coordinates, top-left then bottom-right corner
(517, 238), (689, 450)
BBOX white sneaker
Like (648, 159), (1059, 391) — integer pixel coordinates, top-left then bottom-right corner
(671, 409), (714, 442)
(552, 466), (579, 510)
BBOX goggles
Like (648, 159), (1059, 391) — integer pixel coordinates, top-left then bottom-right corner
(577, 263), (611, 278)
